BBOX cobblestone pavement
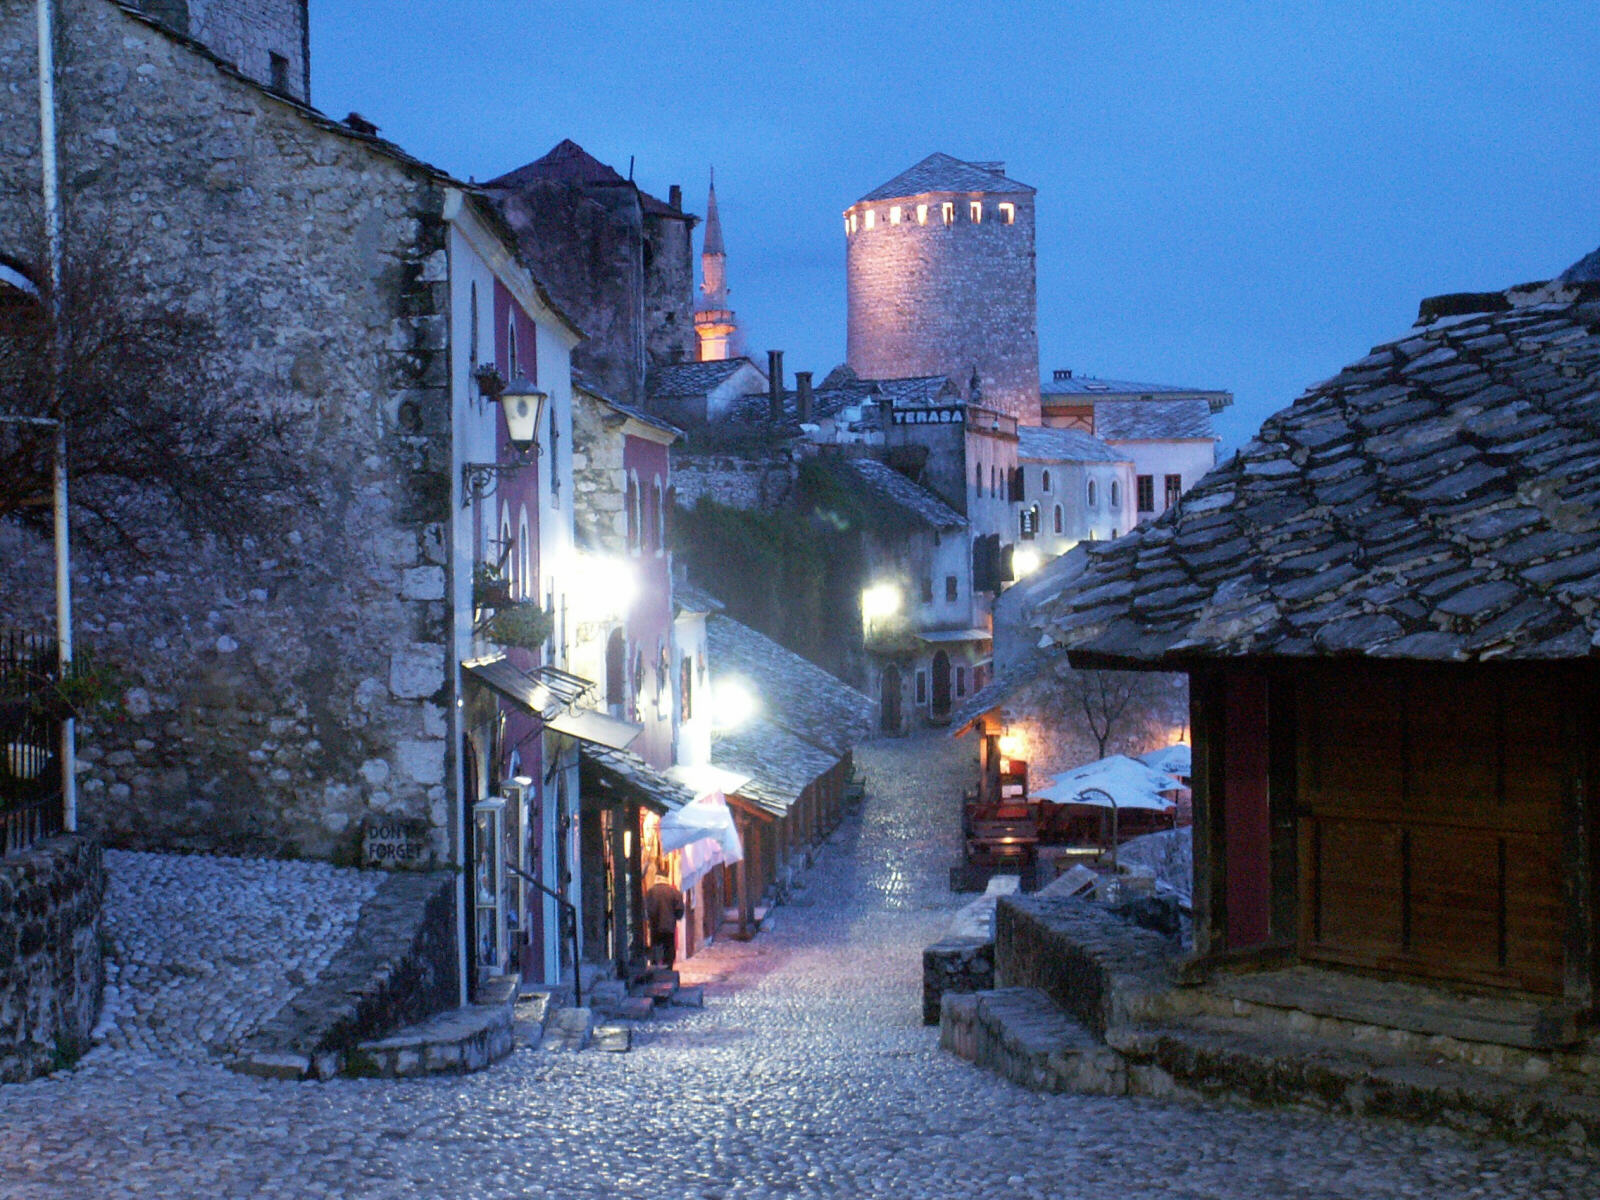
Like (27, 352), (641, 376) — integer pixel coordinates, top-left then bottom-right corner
(4, 733), (1597, 1199)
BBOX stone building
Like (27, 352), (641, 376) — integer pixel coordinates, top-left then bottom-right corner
(844, 154), (1040, 425)
(0, 1), (595, 1010)
(1015, 426), (1135, 559)
(486, 140), (697, 410)
(134, 0), (309, 102)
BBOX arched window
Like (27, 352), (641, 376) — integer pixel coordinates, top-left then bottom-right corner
(518, 508), (532, 599)
(469, 282), (479, 369)
(625, 472), (640, 552)
(652, 478), (665, 555)
(498, 506), (513, 593)
(549, 402), (561, 505)
(1042, 469), (1051, 493)
(1054, 504), (1063, 534)
(1087, 479), (1097, 507)
(507, 314), (518, 378)
(974, 463), (982, 492)
(605, 630), (626, 715)
(1110, 480), (1121, 509)
(990, 465), (998, 497)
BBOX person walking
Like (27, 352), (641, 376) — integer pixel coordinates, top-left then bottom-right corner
(645, 874), (685, 969)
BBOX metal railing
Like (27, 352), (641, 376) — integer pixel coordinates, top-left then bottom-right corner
(1, 630), (64, 855)
(505, 862), (582, 1007)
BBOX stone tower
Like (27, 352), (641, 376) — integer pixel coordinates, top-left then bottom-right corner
(845, 153), (1039, 424)
(694, 169), (738, 362)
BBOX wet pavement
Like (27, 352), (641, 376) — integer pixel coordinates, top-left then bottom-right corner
(2, 732), (1596, 1198)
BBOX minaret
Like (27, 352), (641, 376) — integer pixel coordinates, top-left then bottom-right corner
(694, 169), (737, 362)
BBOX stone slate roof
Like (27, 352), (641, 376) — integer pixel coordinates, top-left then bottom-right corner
(857, 154), (1034, 203)
(1094, 399), (1216, 441)
(707, 615), (875, 757)
(647, 358), (764, 400)
(845, 458), (966, 530)
(488, 139), (689, 221)
(673, 582), (725, 615)
(1046, 279), (1600, 666)
(1562, 245), (1600, 284)
(713, 716), (840, 817)
(1017, 426), (1128, 464)
(1043, 375), (1227, 399)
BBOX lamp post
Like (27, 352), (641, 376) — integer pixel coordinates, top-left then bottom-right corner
(1077, 785), (1118, 873)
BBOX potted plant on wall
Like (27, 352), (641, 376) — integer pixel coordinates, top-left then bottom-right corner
(471, 563), (554, 653)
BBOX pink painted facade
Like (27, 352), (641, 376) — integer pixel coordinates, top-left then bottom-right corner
(623, 435), (675, 769)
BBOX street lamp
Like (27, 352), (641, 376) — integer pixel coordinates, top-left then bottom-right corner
(1077, 785), (1119, 873)
(462, 376), (549, 505)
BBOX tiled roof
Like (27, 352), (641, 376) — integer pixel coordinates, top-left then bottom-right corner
(713, 716), (840, 817)
(857, 154), (1034, 204)
(673, 582), (724, 614)
(580, 744), (696, 814)
(646, 358), (764, 400)
(707, 615), (876, 757)
(1043, 375), (1227, 399)
(845, 458), (966, 530)
(1095, 399), (1216, 441)
(1563, 245), (1600, 283)
(808, 374), (956, 421)
(1017, 426), (1129, 464)
(488, 138), (687, 220)
(1046, 279), (1600, 665)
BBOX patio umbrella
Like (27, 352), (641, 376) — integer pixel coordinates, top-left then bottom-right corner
(1033, 754), (1178, 811)
(1137, 743), (1191, 781)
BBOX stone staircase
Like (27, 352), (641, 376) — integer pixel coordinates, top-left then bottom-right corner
(526, 964), (706, 1056)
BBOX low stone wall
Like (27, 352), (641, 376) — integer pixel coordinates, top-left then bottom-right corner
(994, 895), (1187, 1037)
(0, 835), (105, 1082)
(922, 935), (994, 1025)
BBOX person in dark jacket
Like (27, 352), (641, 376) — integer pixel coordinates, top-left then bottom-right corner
(645, 875), (685, 969)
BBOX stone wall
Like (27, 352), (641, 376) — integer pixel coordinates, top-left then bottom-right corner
(135, 0), (308, 102)
(846, 191), (1040, 425)
(672, 453), (796, 512)
(0, 0), (456, 860)
(571, 390), (629, 556)
(0, 835), (104, 1082)
(642, 209), (696, 369)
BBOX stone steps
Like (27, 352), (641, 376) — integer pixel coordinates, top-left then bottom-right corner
(940, 988), (1126, 1095)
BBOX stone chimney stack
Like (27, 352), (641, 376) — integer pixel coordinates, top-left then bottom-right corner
(767, 350), (785, 422)
(796, 371), (814, 423)
(668, 183), (682, 210)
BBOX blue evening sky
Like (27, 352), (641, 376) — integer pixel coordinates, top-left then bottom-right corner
(312, 2), (1599, 450)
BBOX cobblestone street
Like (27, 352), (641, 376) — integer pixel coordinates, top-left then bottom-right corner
(2, 733), (1596, 1199)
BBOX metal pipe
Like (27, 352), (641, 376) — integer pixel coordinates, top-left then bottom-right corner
(37, 0), (74, 833)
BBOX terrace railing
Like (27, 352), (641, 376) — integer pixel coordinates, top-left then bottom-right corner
(1, 630), (65, 856)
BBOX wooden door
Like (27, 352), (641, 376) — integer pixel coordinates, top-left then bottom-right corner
(880, 666), (902, 732)
(1295, 668), (1565, 994)
(932, 652), (952, 719)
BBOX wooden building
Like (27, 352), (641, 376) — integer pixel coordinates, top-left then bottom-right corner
(1046, 272), (1600, 1024)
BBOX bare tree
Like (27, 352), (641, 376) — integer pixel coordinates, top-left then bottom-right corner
(1048, 665), (1185, 759)
(0, 226), (305, 551)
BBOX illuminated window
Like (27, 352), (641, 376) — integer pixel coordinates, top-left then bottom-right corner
(916, 204), (928, 225)
(999, 202), (1015, 224)
(941, 201), (955, 224)
(864, 209), (876, 230)
(844, 215), (852, 235)
(969, 201), (982, 222)
(889, 205), (902, 225)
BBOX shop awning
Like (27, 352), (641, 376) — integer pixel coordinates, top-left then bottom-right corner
(1033, 755), (1178, 812)
(462, 657), (593, 720)
(545, 706), (642, 753)
(661, 792), (744, 892)
(666, 762), (753, 799)
(581, 744), (697, 814)
(916, 628), (992, 644)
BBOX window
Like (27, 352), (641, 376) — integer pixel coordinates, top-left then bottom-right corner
(1112, 527), (1119, 539)
(1137, 474), (1155, 513)
(1042, 469), (1052, 493)
(844, 215), (852, 235)
(507, 315), (518, 378)
(518, 509), (532, 599)
(998, 202), (1015, 224)
(956, 666), (967, 697)
(625, 472), (641, 552)
(916, 204), (928, 225)
(653, 479), (665, 554)
(1110, 480), (1121, 509)
(550, 405), (560, 503)
(915, 671), (928, 705)
(269, 52), (290, 94)
(1165, 473), (1183, 509)
(946, 575), (958, 602)
(864, 209), (876, 230)
(942, 201), (955, 224)
(469, 282), (479, 369)
(680, 654), (693, 722)
(974, 463), (982, 492)
(921, 576), (934, 604)
(969, 201), (982, 223)
(990, 465), (998, 497)
(889, 205), (902, 225)
(1053, 504), (1063, 534)
(1020, 505), (1038, 540)
(1087, 479), (1097, 507)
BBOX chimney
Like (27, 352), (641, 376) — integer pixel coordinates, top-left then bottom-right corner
(668, 184), (682, 210)
(796, 371), (814, 423)
(767, 350), (784, 422)
(1054, 368), (1072, 381)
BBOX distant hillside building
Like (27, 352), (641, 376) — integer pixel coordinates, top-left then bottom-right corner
(694, 170), (739, 362)
(844, 154), (1040, 425)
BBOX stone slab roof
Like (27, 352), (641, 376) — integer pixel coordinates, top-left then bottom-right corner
(1046, 280), (1600, 665)
(673, 582), (725, 615)
(1095, 399), (1216, 442)
(857, 154), (1034, 203)
(713, 716), (840, 816)
(487, 139), (689, 221)
(846, 458), (966, 530)
(647, 358), (764, 400)
(1017, 426), (1129, 464)
(707, 615), (875, 757)
(1043, 375), (1227, 399)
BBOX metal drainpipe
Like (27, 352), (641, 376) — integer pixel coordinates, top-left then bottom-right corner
(37, 0), (75, 832)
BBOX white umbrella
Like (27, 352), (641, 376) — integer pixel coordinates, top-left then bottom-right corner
(1033, 755), (1177, 812)
(659, 792), (744, 892)
(1138, 743), (1191, 780)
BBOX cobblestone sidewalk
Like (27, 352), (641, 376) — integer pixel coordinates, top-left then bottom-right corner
(2, 734), (1595, 1199)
